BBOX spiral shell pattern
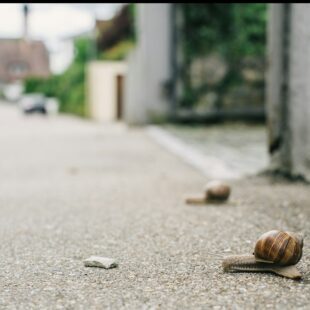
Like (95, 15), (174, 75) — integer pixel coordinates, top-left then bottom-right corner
(254, 230), (303, 266)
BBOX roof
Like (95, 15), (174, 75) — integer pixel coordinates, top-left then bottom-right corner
(0, 39), (50, 83)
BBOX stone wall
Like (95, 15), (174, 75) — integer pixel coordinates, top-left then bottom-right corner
(188, 53), (265, 114)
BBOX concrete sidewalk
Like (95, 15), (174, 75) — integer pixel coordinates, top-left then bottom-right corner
(0, 103), (309, 309)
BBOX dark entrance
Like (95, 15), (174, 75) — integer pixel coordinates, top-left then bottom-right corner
(116, 74), (124, 120)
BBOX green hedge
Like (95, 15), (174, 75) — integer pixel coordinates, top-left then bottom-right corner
(99, 40), (134, 61)
(24, 75), (59, 97)
(179, 3), (267, 108)
(181, 4), (266, 60)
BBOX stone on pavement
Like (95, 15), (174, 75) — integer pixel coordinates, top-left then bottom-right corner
(84, 256), (118, 269)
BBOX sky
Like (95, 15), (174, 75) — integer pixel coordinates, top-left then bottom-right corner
(0, 3), (124, 73)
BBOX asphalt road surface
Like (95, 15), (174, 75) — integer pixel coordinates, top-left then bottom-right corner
(0, 102), (309, 309)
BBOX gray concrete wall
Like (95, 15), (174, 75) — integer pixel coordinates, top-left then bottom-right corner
(124, 4), (172, 125)
(266, 4), (289, 171)
(289, 4), (310, 180)
(267, 4), (310, 181)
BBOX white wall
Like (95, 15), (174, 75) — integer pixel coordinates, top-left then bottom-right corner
(289, 4), (310, 180)
(124, 4), (172, 125)
(87, 61), (127, 122)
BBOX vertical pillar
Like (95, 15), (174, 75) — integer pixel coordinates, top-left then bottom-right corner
(23, 4), (29, 41)
(124, 4), (173, 125)
(267, 4), (310, 181)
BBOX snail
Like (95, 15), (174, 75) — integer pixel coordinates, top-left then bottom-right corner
(186, 180), (231, 205)
(222, 230), (304, 279)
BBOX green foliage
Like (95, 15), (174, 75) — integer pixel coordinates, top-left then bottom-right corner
(100, 40), (134, 61)
(181, 4), (266, 61)
(24, 37), (91, 117)
(24, 75), (59, 97)
(56, 61), (86, 117)
(179, 3), (267, 108)
(231, 4), (267, 58)
(181, 4), (235, 61)
(128, 3), (136, 42)
(74, 37), (93, 63)
(24, 77), (40, 93)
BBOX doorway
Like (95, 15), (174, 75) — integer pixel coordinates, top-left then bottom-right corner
(116, 74), (124, 120)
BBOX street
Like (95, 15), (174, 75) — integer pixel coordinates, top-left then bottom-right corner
(0, 102), (309, 309)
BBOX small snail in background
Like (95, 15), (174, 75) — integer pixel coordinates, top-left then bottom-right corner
(222, 230), (304, 279)
(186, 180), (231, 205)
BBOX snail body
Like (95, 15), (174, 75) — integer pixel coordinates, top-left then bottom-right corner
(222, 230), (304, 279)
(186, 180), (231, 205)
(222, 255), (302, 279)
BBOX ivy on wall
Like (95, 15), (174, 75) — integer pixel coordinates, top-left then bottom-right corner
(179, 3), (267, 109)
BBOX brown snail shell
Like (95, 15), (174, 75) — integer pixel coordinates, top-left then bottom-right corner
(222, 230), (304, 279)
(205, 181), (231, 201)
(254, 230), (303, 266)
(185, 180), (231, 205)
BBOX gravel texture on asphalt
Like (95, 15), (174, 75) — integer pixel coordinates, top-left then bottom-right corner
(0, 103), (309, 309)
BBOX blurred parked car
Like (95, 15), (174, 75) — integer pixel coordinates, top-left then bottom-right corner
(19, 93), (59, 115)
(19, 94), (59, 115)
(19, 93), (47, 114)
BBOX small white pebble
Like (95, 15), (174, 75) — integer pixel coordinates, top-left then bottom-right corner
(83, 256), (118, 269)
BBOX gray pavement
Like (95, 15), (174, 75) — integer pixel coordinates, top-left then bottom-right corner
(162, 123), (268, 178)
(0, 102), (309, 309)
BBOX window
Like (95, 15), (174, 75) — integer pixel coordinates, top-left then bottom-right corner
(8, 62), (29, 76)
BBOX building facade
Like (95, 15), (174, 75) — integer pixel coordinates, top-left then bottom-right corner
(0, 39), (50, 84)
(0, 4), (50, 84)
